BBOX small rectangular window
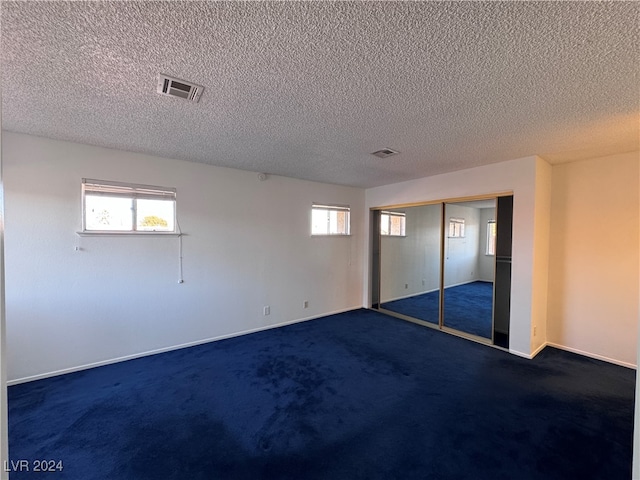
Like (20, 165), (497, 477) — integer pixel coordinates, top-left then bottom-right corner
(82, 179), (177, 233)
(448, 218), (465, 238)
(380, 211), (406, 236)
(311, 204), (350, 235)
(486, 220), (497, 255)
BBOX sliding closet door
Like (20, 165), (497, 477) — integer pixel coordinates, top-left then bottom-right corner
(377, 204), (442, 325)
(442, 200), (496, 340)
(371, 194), (512, 348)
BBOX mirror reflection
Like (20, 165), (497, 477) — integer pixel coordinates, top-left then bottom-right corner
(442, 200), (496, 339)
(374, 196), (507, 345)
(379, 204), (442, 325)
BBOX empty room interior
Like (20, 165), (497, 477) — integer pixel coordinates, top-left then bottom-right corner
(0, 2), (639, 479)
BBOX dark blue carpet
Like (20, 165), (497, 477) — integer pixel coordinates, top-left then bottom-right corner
(8, 309), (635, 479)
(381, 281), (493, 338)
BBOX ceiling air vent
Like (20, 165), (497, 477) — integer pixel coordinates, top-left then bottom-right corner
(157, 74), (204, 103)
(371, 148), (399, 158)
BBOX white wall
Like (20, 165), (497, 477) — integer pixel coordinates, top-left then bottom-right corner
(547, 151), (639, 366)
(634, 151), (640, 478)
(0, 94), (8, 480)
(530, 159), (552, 354)
(2, 132), (364, 382)
(364, 155), (550, 357)
(443, 204), (480, 287)
(380, 204), (441, 302)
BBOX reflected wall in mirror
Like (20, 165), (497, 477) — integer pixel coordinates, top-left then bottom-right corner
(442, 199), (496, 339)
(379, 204), (442, 325)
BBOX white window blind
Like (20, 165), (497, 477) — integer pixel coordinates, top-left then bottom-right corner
(381, 211), (406, 236)
(311, 204), (350, 235)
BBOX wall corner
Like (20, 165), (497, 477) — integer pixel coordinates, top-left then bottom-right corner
(530, 156), (552, 353)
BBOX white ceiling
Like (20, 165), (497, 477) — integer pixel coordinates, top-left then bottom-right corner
(2, 1), (638, 188)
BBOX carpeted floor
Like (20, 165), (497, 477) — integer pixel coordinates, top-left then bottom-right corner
(8, 309), (635, 479)
(381, 281), (493, 338)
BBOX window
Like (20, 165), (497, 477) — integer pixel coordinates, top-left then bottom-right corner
(82, 179), (177, 233)
(448, 218), (465, 238)
(380, 211), (406, 236)
(311, 204), (350, 235)
(486, 220), (497, 255)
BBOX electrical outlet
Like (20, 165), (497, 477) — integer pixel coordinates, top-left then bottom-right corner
(404, 283), (408, 289)
(533, 325), (537, 336)
(263, 306), (270, 316)
(303, 300), (309, 309)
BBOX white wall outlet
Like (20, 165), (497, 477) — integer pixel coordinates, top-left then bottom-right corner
(263, 306), (270, 316)
(303, 300), (309, 309)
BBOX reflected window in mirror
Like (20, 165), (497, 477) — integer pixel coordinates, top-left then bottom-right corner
(448, 218), (465, 238)
(486, 220), (497, 255)
(381, 211), (406, 236)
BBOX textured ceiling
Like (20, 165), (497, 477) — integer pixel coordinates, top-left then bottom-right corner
(2, 1), (639, 188)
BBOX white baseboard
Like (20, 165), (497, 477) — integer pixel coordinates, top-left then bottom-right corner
(381, 287), (438, 303)
(529, 342), (547, 359)
(546, 342), (636, 369)
(510, 342), (636, 368)
(15, 310), (633, 386)
(510, 343), (547, 359)
(7, 305), (362, 386)
(508, 348), (536, 359)
(381, 280), (493, 304)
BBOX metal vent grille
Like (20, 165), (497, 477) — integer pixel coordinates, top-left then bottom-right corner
(157, 74), (203, 102)
(371, 148), (400, 158)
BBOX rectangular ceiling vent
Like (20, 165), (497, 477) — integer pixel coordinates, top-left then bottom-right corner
(157, 74), (203, 103)
(371, 148), (400, 158)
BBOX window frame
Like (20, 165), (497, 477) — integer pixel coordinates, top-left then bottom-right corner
(448, 217), (465, 238)
(486, 220), (497, 256)
(380, 211), (406, 237)
(81, 178), (178, 235)
(311, 203), (351, 236)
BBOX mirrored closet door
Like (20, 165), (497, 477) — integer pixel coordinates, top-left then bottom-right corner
(378, 204), (442, 325)
(442, 199), (496, 340)
(372, 195), (512, 347)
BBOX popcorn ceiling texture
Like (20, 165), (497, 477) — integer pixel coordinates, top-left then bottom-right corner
(2, 1), (638, 188)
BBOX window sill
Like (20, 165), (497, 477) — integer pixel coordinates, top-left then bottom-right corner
(310, 234), (352, 237)
(76, 231), (183, 237)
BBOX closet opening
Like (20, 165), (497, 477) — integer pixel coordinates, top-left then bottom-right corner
(370, 194), (513, 348)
